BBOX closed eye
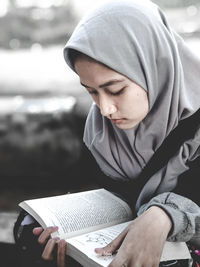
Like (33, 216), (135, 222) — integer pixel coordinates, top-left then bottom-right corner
(86, 87), (126, 96)
(109, 87), (126, 96)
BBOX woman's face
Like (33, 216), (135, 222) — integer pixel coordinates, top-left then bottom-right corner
(75, 56), (149, 130)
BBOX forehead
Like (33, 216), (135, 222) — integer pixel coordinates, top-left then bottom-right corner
(75, 56), (129, 89)
(75, 55), (127, 79)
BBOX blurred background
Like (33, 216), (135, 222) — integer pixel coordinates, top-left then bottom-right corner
(0, 0), (200, 266)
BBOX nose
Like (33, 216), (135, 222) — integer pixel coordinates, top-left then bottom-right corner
(99, 95), (117, 117)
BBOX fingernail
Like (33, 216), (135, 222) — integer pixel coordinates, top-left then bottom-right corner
(51, 226), (58, 232)
(94, 248), (102, 254)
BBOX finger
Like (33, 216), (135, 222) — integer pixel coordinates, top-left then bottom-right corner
(42, 237), (59, 261)
(108, 248), (131, 267)
(38, 226), (58, 245)
(108, 258), (129, 267)
(57, 239), (67, 267)
(33, 227), (44, 236)
(95, 227), (129, 256)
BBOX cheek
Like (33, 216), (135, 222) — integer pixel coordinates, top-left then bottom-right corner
(121, 91), (149, 115)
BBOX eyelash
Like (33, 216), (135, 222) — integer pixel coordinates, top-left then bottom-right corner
(111, 87), (125, 96)
(88, 87), (126, 96)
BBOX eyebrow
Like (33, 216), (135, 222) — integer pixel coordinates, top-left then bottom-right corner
(80, 79), (125, 89)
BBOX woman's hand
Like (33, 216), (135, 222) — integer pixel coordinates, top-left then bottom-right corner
(33, 226), (67, 267)
(95, 206), (172, 267)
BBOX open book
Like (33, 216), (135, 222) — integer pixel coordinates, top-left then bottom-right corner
(19, 189), (191, 267)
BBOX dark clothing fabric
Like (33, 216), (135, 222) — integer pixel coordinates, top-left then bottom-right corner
(13, 210), (81, 267)
(97, 106), (200, 212)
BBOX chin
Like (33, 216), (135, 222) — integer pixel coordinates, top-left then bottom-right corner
(116, 123), (137, 130)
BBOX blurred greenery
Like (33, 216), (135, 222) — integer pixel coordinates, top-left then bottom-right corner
(0, 0), (200, 49)
(0, 1), (78, 49)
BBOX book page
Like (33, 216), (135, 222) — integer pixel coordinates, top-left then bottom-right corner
(67, 221), (191, 267)
(19, 189), (133, 238)
(67, 221), (129, 267)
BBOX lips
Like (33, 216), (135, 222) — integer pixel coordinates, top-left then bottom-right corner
(110, 119), (124, 124)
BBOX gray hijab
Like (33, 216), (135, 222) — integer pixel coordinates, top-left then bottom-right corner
(64, 0), (200, 210)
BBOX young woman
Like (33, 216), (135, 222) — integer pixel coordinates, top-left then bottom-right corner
(14, 1), (200, 266)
